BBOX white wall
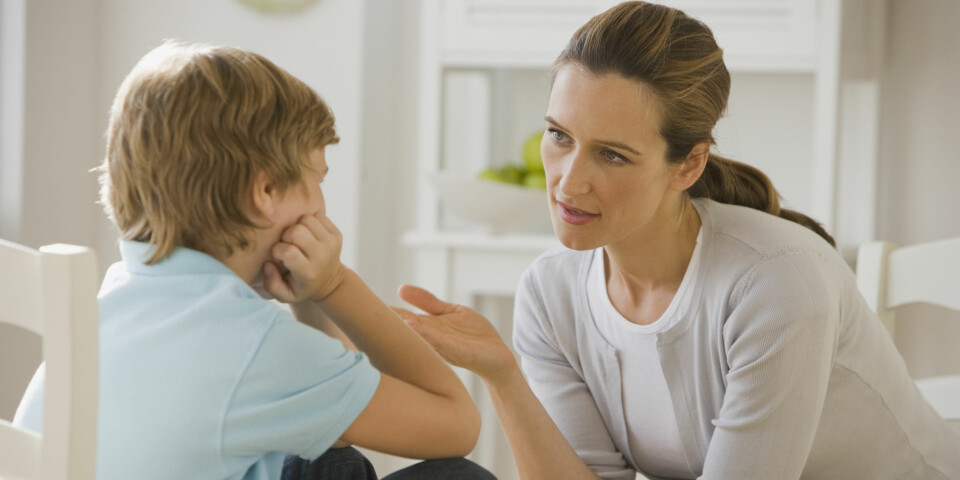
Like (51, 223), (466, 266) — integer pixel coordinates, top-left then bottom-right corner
(1, 0), (958, 470)
(0, 0), (374, 419)
(0, 0), (101, 420)
(876, 0), (960, 378)
(94, 0), (368, 271)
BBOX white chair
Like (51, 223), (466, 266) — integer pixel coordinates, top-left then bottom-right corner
(0, 239), (99, 480)
(856, 237), (960, 423)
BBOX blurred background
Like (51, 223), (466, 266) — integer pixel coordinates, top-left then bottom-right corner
(1, 0), (958, 478)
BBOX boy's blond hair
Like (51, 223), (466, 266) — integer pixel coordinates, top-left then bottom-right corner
(100, 40), (339, 264)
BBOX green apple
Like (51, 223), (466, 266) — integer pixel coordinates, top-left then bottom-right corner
(501, 165), (524, 184)
(522, 131), (545, 173)
(478, 167), (504, 183)
(478, 165), (524, 185)
(523, 171), (547, 190)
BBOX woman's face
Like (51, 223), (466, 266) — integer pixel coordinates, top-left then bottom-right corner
(542, 65), (682, 251)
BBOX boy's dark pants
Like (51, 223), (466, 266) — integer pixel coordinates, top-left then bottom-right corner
(282, 447), (497, 480)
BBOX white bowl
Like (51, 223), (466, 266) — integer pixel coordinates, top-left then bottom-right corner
(431, 171), (552, 233)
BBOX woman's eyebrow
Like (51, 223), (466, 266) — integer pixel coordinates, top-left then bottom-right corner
(544, 115), (642, 156)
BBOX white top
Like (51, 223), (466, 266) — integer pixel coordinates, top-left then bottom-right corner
(513, 198), (960, 480)
(587, 230), (703, 479)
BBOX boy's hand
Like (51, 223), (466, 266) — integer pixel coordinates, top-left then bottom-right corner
(261, 212), (346, 303)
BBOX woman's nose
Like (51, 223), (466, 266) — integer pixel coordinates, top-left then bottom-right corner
(558, 150), (591, 197)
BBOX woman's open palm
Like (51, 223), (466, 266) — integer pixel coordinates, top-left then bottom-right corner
(395, 285), (516, 382)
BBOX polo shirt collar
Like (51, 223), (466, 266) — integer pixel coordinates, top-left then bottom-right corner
(120, 241), (236, 277)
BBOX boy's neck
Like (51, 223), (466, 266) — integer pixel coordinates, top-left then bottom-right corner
(218, 251), (262, 284)
(216, 238), (273, 285)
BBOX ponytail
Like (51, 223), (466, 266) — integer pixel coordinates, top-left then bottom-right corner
(690, 154), (836, 246)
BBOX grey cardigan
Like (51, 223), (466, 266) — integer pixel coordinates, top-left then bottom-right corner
(513, 199), (960, 480)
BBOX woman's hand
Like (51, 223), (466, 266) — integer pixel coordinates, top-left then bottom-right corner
(261, 212), (346, 303)
(395, 285), (517, 383)
(399, 285), (603, 480)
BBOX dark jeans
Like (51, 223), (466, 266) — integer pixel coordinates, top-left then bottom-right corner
(281, 447), (497, 480)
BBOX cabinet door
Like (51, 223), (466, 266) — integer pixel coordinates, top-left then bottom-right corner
(438, 0), (598, 67)
(661, 0), (820, 71)
(436, 0), (822, 71)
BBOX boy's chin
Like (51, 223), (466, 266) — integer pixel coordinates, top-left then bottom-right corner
(248, 273), (275, 300)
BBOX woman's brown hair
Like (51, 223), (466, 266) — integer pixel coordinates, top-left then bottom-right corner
(100, 41), (340, 264)
(552, 1), (835, 246)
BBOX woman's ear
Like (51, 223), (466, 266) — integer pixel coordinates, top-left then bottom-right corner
(671, 142), (710, 191)
(250, 171), (276, 221)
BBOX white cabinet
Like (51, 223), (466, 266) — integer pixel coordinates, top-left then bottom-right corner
(403, 1), (885, 477)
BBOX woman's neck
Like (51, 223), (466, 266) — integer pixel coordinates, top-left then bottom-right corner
(603, 199), (701, 323)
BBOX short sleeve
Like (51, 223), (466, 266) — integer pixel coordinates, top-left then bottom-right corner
(222, 313), (380, 461)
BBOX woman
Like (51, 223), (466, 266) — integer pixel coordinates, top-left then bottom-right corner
(396, 2), (960, 479)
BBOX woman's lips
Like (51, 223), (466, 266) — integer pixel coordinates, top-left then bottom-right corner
(556, 201), (599, 226)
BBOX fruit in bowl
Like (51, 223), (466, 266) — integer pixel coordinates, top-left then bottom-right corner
(523, 171), (547, 189)
(522, 130), (545, 173)
(479, 164), (525, 185)
(476, 130), (548, 191)
(432, 171), (551, 233)
(432, 130), (552, 233)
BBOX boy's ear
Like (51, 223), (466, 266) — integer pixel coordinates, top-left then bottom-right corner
(671, 141), (710, 191)
(250, 171), (277, 220)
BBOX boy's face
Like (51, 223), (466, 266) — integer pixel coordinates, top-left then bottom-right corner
(274, 147), (328, 229)
(225, 147), (330, 286)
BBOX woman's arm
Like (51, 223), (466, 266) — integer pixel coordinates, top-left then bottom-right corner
(397, 286), (604, 479)
(701, 253), (840, 479)
(262, 213), (480, 459)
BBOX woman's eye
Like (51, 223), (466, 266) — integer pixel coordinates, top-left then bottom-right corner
(601, 149), (627, 165)
(548, 128), (567, 143)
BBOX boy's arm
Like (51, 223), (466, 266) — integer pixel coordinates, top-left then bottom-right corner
(316, 269), (481, 458)
(290, 301), (355, 350)
(262, 213), (480, 458)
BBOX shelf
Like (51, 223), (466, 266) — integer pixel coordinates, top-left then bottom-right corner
(402, 230), (559, 252)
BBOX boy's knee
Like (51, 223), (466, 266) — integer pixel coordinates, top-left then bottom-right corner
(282, 447), (377, 480)
(383, 457), (497, 480)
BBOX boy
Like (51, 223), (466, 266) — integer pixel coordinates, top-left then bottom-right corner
(15, 41), (491, 480)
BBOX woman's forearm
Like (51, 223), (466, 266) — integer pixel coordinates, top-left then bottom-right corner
(485, 365), (602, 480)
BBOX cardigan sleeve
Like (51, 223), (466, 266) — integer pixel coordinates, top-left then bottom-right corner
(701, 251), (840, 479)
(513, 269), (636, 480)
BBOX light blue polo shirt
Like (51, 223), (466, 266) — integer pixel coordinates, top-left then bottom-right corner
(15, 241), (380, 479)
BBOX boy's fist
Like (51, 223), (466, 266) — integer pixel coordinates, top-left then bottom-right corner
(262, 212), (346, 303)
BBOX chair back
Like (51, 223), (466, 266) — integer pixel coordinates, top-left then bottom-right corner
(856, 237), (960, 422)
(0, 239), (98, 480)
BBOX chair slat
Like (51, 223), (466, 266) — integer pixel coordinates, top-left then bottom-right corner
(887, 237), (960, 311)
(0, 421), (41, 479)
(916, 375), (960, 420)
(1, 239), (99, 480)
(39, 246), (100, 480)
(0, 239), (43, 334)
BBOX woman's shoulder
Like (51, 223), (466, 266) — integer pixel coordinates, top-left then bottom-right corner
(696, 198), (838, 262)
(515, 246), (595, 314)
(523, 245), (593, 284)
